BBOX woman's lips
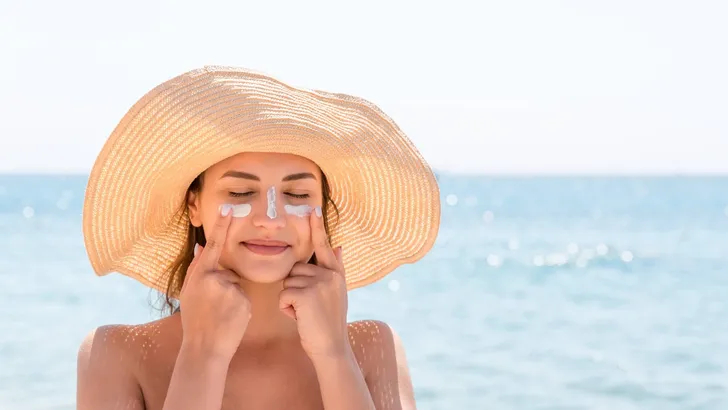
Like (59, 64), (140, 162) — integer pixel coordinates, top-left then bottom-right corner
(242, 240), (290, 255)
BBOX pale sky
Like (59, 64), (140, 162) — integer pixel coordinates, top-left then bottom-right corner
(1, 0), (726, 174)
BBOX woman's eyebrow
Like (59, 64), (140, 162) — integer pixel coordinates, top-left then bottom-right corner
(282, 172), (317, 182)
(219, 171), (317, 182)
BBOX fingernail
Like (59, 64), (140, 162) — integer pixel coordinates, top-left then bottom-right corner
(193, 244), (200, 257)
(315, 206), (322, 217)
(220, 204), (232, 216)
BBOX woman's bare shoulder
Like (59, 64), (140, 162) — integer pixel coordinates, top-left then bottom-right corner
(346, 319), (409, 374)
(78, 316), (175, 362)
(79, 324), (141, 361)
(347, 320), (416, 408)
(77, 316), (177, 410)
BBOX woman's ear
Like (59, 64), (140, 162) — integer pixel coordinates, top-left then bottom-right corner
(187, 190), (202, 227)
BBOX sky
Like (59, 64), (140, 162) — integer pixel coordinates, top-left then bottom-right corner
(1, 0), (727, 174)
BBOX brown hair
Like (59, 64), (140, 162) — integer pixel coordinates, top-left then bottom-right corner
(156, 170), (339, 315)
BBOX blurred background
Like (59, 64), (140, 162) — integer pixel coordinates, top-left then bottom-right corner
(1, 1), (727, 409)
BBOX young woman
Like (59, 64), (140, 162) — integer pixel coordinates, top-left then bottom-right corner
(76, 66), (440, 410)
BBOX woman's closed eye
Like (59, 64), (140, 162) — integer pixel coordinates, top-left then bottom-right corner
(286, 192), (309, 199)
(228, 191), (310, 199)
(229, 191), (254, 198)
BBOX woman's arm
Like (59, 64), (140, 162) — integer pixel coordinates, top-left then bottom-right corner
(312, 320), (416, 410)
(311, 346), (377, 410)
(160, 342), (232, 410)
(351, 320), (417, 410)
(77, 326), (145, 410)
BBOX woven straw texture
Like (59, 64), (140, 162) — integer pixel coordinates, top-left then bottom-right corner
(82, 66), (440, 296)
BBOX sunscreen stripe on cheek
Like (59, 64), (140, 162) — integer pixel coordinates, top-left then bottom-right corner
(284, 204), (313, 218)
(219, 203), (251, 218)
(232, 203), (252, 217)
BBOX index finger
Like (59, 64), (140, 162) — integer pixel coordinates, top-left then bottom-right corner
(310, 206), (338, 270)
(199, 204), (233, 271)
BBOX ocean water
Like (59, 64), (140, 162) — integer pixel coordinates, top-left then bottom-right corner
(1, 174), (727, 409)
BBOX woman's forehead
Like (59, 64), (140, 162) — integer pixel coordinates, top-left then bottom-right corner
(206, 152), (321, 180)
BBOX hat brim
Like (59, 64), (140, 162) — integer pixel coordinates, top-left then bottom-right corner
(82, 66), (440, 296)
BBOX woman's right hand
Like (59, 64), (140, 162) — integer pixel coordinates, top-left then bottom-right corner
(178, 204), (251, 360)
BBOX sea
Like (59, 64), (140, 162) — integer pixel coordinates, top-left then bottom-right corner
(0, 173), (726, 409)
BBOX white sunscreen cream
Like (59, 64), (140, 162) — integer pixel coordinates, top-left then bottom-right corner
(284, 204), (313, 218)
(220, 203), (251, 218)
(267, 186), (277, 219)
(230, 203), (251, 218)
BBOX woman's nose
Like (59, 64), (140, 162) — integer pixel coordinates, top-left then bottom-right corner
(251, 186), (285, 229)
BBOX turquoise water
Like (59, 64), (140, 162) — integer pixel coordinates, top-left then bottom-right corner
(1, 174), (727, 409)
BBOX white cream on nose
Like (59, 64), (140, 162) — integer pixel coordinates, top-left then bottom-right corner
(267, 186), (277, 219)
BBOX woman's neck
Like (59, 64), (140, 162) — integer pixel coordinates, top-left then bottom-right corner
(236, 280), (299, 348)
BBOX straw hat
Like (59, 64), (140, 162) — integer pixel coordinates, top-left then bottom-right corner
(82, 65), (440, 296)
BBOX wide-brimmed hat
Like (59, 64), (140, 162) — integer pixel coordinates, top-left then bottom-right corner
(82, 66), (440, 296)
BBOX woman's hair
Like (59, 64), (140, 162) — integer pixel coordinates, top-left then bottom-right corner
(157, 170), (339, 315)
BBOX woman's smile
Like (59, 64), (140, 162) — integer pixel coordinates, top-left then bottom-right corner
(241, 239), (291, 256)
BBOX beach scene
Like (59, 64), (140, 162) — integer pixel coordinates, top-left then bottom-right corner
(1, 1), (727, 409)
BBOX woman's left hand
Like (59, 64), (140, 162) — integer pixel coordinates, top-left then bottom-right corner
(279, 207), (350, 360)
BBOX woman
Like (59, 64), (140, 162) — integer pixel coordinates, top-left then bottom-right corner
(76, 66), (440, 410)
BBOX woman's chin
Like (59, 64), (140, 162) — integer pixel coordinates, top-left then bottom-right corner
(233, 262), (294, 285)
(240, 275), (289, 285)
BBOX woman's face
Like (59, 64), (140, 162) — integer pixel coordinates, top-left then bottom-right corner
(188, 152), (323, 284)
